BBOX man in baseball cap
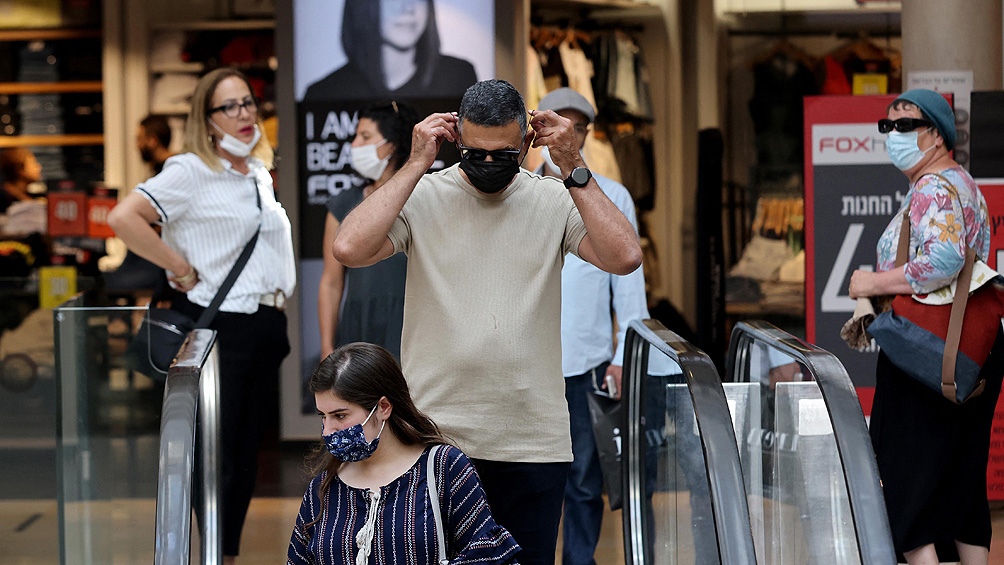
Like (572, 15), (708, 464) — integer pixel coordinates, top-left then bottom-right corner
(536, 87), (692, 565)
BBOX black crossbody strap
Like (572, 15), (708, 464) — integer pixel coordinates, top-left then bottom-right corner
(195, 178), (263, 328)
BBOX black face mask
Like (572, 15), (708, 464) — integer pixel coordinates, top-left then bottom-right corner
(459, 154), (520, 194)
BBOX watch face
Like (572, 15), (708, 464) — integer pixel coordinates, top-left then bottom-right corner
(571, 167), (590, 185)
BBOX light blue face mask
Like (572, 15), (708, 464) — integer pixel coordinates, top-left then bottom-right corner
(885, 130), (935, 171)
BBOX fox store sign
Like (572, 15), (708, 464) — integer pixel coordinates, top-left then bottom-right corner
(803, 95), (916, 413)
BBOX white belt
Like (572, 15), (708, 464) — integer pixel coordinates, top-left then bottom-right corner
(259, 289), (286, 311)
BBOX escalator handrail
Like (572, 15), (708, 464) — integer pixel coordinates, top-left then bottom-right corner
(154, 329), (221, 565)
(725, 320), (895, 565)
(622, 319), (757, 565)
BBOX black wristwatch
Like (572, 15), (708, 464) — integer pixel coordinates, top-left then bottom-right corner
(563, 167), (592, 189)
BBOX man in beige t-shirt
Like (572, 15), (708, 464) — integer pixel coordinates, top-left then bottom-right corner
(332, 79), (642, 565)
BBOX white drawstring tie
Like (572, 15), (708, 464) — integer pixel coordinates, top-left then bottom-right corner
(355, 489), (382, 565)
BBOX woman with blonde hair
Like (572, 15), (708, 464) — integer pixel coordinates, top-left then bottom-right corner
(109, 67), (295, 563)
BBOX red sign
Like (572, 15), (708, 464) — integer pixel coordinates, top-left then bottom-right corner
(804, 95), (903, 417)
(47, 191), (87, 237)
(86, 195), (116, 238)
(977, 181), (1004, 500)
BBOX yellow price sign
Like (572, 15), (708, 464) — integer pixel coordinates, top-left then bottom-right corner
(39, 266), (77, 309)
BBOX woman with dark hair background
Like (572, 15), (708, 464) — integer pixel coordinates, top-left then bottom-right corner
(0, 148), (42, 214)
(287, 342), (520, 564)
(317, 101), (419, 359)
(303, 0), (477, 101)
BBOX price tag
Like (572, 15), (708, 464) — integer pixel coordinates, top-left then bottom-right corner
(39, 265), (77, 308)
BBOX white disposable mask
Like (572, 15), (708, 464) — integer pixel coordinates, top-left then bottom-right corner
(350, 138), (391, 181)
(211, 121), (261, 158)
(540, 145), (588, 176)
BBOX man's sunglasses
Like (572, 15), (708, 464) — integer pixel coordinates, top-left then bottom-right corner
(457, 144), (522, 163)
(878, 118), (932, 134)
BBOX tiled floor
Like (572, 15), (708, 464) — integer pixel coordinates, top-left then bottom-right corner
(3, 439), (1004, 564)
(6, 495), (1004, 564)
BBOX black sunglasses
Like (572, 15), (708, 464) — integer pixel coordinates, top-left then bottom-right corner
(457, 143), (522, 163)
(878, 118), (933, 134)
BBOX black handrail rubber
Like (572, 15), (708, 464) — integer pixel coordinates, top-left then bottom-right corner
(621, 319), (757, 565)
(725, 320), (895, 565)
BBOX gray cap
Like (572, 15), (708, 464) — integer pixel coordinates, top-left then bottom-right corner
(537, 87), (595, 123)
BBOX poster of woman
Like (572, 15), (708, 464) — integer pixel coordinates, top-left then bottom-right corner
(293, 0), (494, 421)
(300, 0), (482, 101)
(295, 0), (492, 101)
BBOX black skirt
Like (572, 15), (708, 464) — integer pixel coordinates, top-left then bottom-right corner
(869, 328), (1004, 561)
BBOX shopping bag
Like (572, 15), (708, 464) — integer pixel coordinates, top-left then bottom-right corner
(586, 391), (624, 510)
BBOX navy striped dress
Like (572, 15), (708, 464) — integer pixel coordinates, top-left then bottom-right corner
(287, 445), (520, 564)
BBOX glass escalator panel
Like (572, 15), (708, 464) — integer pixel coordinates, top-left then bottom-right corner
(648, 374), (718, 564)
(737, 338), (861, 564)
(727, 321), (894, 565)
(773, 381), (859, 565)
(622, 321), (757, 565)
(54, 297), (164, 564)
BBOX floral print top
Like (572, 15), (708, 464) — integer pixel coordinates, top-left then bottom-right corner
(876, 166), (990, 294)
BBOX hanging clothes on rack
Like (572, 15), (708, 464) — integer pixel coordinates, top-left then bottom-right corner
(589, 31), (653, 121)
(558, 30), (598, 110)
(528, 24), (655, 205)
(824, 37), (895, 94)
(606, 123), (653, 208)
(526, 44), (549, 110)
(748, 39), (819, 177)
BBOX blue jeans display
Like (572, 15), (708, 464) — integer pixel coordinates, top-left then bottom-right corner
(562, 363), (610, 565)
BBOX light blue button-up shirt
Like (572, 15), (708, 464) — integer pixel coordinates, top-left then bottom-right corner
(555, 170), (680, 377)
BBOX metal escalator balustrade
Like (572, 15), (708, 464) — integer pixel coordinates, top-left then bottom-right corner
(621, 319), (757, 565)
(54, 296), (221, 564)
(155, 328), (222, 565)
(726, 320), (894, 565)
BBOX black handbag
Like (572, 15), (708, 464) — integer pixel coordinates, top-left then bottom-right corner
(127, 182), (263, 380)
(126, 226), (260, 380)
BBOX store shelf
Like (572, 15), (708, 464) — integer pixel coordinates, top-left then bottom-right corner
(149, 62), (205, 74)
(0, 81), (103, 95)
(150, 19), (275, 31)
(533, 0), (656, 8)
(0, 134), (104, 148)
(0, 28), (101, 41)
(532, 0), (663, 22)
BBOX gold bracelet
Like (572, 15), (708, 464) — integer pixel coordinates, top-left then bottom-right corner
(175, 267), (198, 285)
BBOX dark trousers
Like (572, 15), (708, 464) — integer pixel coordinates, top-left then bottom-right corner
(870, 328), (1004, 561)
(176, 296), (290, 557)
(471, 458), (570, 565)
(562, 364), (609, 565)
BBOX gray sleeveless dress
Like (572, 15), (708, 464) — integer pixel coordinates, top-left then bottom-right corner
(326, 188), (407, 358)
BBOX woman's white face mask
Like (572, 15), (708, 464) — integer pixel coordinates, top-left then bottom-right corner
(350, 138), (391, 181)
(211, 121), (261, 158)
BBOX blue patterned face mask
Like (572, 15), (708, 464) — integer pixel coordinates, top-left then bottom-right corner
(322, 404), (386, 462)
